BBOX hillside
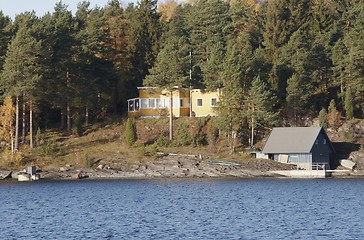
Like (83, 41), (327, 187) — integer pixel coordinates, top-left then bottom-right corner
(1, 118), (364, 179)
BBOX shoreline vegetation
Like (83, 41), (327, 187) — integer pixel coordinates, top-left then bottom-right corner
(1, 118), (364, 181)
(1, 1), (364, 181)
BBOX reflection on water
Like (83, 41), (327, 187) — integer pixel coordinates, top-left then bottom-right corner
(1, 178), (364, 239)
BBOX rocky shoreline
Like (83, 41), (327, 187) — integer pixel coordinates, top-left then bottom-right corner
(40, 155), (286, 180)
(2, 154), (362, 181)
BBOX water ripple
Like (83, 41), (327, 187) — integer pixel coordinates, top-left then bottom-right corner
(1, 179), (364, 239)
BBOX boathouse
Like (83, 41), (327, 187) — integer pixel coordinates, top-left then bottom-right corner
(262, 127), (335, 170)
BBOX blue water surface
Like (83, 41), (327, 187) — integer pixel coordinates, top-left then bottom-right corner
(1, 178), (363, 240)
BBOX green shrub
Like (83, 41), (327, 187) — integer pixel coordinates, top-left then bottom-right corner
(318, 108), (328, 128)
(155, 133), (170, 147)
(35, 127), (42, 147)
(175, 121), (193, 146)
(72, 113), (83, 136)
(124, 118), (137, 146)
(83, 152), (92, 167)
(41, 138), (56, 155)
(193, 118), (208, 146)
(150, 144), (159, 157)
(207, 122), (219, 146)
(137, 144), (146, 156)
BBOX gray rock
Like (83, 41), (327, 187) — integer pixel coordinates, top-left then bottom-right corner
(0, 171), (12, 179)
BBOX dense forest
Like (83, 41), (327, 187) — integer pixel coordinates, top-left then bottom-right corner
(0, 0), (363, 152)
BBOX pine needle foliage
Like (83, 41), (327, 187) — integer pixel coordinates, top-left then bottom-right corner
(124, 118), (137, 146)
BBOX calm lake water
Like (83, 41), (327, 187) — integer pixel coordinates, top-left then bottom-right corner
(1, 178), (363, 240)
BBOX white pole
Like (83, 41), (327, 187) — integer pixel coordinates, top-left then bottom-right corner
(189, 50), (192, 118)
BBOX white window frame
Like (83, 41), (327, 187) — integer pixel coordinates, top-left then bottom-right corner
(148, 98), (156, 108)
(197, 98), (203, 107)
(211, 97), (217, 107)
(141, 99), (148, 108)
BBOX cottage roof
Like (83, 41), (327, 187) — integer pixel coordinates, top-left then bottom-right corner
(262, 127), (327, 154)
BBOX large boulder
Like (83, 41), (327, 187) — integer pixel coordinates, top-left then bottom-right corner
(0, 171), (12, 179)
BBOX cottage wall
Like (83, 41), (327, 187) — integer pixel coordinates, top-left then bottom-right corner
(191, 90), (219, 117)
(311, 132), (333, 169)
(273, 153), (312, 170)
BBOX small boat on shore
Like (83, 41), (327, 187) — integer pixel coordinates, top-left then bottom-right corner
(340, 159), (356, 170)
(17, 172), (31, 182)
(16, 166), (41, 182)
(208, 160), (240, 166)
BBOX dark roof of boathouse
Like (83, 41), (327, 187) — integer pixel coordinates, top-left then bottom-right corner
(262, 127), (334, 154)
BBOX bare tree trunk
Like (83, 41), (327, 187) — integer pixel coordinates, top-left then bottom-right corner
(10, 122), (14, 154)
(66, 71), (71, 133)
(67, 103), (71, 134)
(231, 130), (236, 154)
(85, 107), (89, 126)
(29, 100), (33, 148)
(15, 96), (19, 152)
(169, 91), (173, 141)
(251, 116), (254, 149)
(22, 95), (26, 143)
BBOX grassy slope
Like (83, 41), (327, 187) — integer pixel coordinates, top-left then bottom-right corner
(0, 118), (363, 171)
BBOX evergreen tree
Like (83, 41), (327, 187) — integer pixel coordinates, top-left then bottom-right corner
(310, 0), (341, 34)
(48, 3), (78, 132)
(202, 42), (225, 91)
(0, 13), (42, 150)
(124, 118), (137, 146)
(0, 11), (12, 73)
(218, 42), (244, 152)
(281, 30), (314, 119)
(287, 0), (311, 31)
(188, 0), (232, 88)
(144, 36), (190, 88)
(103, 1), (130, 113)
(333, 3), (364, 116)
(328, 99), (337, 128)
(127, 0), (162, 96)
(309, 41), (333, 92)
(328, 99), (339, 129)
(75, 6), (118, 120)
(286, 73), (311, 125)
(345, 87), (353, 120)
(262, 0), (292, 61)
(343, 4), (364, 114)
(245, 76), (277, 147)
(144, 36), (190, 140)
(188, 0), (231, 62)
(318, 107), (328, 129)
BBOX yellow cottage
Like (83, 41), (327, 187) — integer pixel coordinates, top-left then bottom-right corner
(127, 87), (219, 118)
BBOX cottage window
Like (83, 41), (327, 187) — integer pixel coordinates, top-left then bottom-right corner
(197, 99), (203, 107)
(141, 99), (148, 108)
(180, 99), (183, 107)
(128, 101), (134, 111)
(135, 99), (140, 110)
(211, 98), (217, 107)
(165, 99), (170, 108)
(323, 139), (326, 144)
(149, 99), (156, 108)
(156, 99), (161, 108)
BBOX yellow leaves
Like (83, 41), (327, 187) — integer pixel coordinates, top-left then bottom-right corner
(0, 96), (15, 144)
(0, 149), (24, 169)
(157, 0), (178, 21)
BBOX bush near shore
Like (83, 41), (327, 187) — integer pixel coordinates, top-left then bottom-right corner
(0, 118), (363, 175)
